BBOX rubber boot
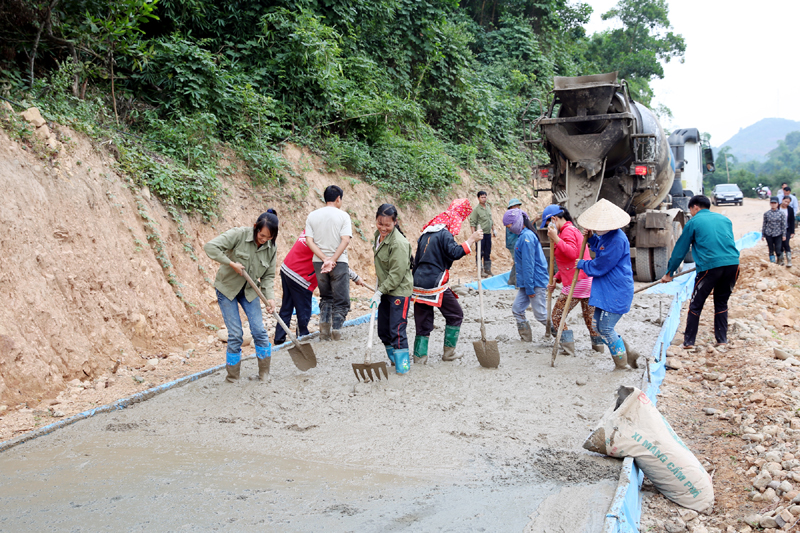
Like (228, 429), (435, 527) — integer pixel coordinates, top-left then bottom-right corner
(609, 337), (629, 370)
(225, 350), (242, 383)
(484, 260), (493, 277)
(517, 320), (533, 342)
(591, 336), (605, 354)
(622, 338), (640, 369)
(413, 336), (429, 365)
(331, 329), (342, 341)
(778, 254), (784, 266)
(255, 344), (271, 380)
(384, 344), (396, 366)
(788, 251), (793, 267)
(770, 255), (776, 263)
(442, 325), (462, 361)
(394, 348), (410, 374)
(319, 322), (331, 341)
(559, 330), (575, 356)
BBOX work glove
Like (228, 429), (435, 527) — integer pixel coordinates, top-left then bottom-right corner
(369, 290), (382, 309)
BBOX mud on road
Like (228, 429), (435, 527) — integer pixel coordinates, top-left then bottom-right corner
(0, 289), (672, 531)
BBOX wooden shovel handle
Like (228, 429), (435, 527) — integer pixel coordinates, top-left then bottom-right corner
(551, 233), (589, 367)
(477, 240), (487, 342)
(546, 237), (555, 338)
(241, 271), (298, 347)
(633, 268), (696, 294)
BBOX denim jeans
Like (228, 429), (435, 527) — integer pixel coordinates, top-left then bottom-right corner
(314, 262), (350, 329)
(216, 287), (270, 357)
(592, 308), (624, 355)
(512, 287), (547, 326)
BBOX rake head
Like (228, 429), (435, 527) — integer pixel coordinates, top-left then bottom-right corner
(352, 362), (389, 382)
(553, 189), (569, 204)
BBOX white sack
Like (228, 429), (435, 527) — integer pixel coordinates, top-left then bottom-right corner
(583, 386), (714, 512)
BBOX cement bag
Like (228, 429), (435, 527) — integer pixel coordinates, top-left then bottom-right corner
(583, 386), (714, 512)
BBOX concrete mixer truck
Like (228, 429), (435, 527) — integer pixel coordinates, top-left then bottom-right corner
(523, 72), (710, 282)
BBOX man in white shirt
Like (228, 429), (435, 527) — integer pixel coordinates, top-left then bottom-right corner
(305, 185), (353, 340)
(780, 186), (800, 215)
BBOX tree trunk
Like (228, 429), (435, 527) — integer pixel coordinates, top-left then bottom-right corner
(110, 55), (119, 124)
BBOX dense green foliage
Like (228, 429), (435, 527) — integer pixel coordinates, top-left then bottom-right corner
(0, 0), (684, 214)
(705, 132), (800, 197)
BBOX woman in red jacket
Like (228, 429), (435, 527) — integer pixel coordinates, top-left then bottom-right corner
(542, 205), (603, 356)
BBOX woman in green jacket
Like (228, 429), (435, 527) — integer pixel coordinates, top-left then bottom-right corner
(204, 211), (278, 382)
(369, 204), (414, 374)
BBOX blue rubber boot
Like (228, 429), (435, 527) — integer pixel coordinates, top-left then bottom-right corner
(384, 345), (396, 366)
(255, 344), (271, 380)
(609, 337), (628, 370)
(559, 329), (575, 356)
(225, 350), (242, 382)
(770, 255), (776, 263)
(394, 349), (410, 374)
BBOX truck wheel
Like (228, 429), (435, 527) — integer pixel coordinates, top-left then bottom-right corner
(653, 246), (670, 279)
(635, 247), (655, 282)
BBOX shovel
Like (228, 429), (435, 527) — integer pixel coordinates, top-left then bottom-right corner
(545, 226), (556, 338)
(473, 241), (500, 368)
(633, 267), (696, 294)
(352, 304), (389, 382)
(551, 233), (589, 367)
(242, 271), (317, 371)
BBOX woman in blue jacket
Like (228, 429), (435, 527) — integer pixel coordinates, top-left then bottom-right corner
(503, 209), (548, 342)
(575, 200), (637, 370)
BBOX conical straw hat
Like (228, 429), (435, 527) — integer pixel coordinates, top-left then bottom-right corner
(577, 198), (632, 231)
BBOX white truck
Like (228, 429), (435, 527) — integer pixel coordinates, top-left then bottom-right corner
(667, 128), (716, 212)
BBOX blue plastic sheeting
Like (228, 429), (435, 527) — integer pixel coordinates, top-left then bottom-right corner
(465, 271), (516, 291)
(604, 230), (761, 533)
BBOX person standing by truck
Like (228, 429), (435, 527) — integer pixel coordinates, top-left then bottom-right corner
(574, 200), (636, 370)
(305, 185), (352, 341)
(504, 209), (548, 342)
(412, 199), (483, 364)
(205, 211), (278, 382)
(541, 205), (604, 356)
(469, 191), (495, 277)
(505, 198), (524, 286)
(661, 195), (740, 350)
(371, 204), (414, 374)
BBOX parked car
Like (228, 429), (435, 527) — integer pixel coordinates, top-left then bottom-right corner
(712, 184), (743, 206)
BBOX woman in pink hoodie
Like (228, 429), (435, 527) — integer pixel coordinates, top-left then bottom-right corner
(541, 205), (603, 356)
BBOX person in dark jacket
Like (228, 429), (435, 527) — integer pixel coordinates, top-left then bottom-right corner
(763, 197), (787, 264)
(504, 209), (548, 342)
(780, 195), (796, 267)
(661, 195), (740, 350)
(574, 199), (636, 370)
(412, 199), (483, 364)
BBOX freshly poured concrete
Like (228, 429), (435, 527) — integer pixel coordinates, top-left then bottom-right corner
(0, 290), (670, 531)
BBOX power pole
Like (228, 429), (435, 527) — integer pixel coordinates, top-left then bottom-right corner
(725, 155), (730, 184)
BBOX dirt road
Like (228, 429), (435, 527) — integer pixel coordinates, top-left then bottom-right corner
(0, 288), (671, 531)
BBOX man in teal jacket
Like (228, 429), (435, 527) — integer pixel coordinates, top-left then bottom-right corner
(661, 195), (740, 349)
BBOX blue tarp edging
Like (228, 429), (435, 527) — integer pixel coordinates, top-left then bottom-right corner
(465, 271), (516, 290)
(604, 230), (760, 533)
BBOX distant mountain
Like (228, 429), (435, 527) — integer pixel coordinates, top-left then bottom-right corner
(715, 118), (800, 163)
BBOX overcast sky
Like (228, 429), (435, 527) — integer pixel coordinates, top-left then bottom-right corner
(583, 0), (800, 146)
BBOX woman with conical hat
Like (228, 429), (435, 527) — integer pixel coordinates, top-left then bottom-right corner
(574, 199), (638, 370)
(412, 199), (483, 364)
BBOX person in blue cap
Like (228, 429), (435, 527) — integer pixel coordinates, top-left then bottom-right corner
(505, 198), (525, 285)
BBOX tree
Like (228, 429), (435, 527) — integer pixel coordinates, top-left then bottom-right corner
(587, 0), (685, 105)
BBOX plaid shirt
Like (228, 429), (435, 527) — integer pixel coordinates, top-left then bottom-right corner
(763, 209), (787, 238)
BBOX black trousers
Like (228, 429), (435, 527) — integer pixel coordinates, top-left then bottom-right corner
(377, 295), (410, 350)
(782, 231), (792, 254)
(274, 271), (312, 345)
(478, 233), (492, 262)
(414, 288), (464, 337)
(314, 262), (350, 329)
(684, 264), (739, 346)
(765, 234), (783, 257)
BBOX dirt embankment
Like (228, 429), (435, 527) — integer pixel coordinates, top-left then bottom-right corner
(0, 115), (544, 413)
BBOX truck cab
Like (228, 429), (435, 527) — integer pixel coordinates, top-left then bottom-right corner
(668, 128), (715, 211)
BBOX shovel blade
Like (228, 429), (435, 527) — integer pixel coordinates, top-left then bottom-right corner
(287, 341), (317, 372)
(352, 362), (389, 382)
(473, 340), (500, 368)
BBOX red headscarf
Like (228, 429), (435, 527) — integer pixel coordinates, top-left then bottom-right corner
(421, 198), (473, 236)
